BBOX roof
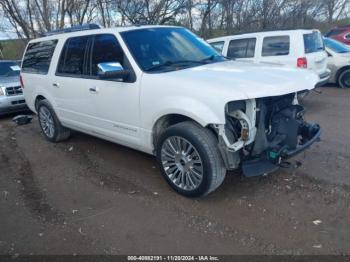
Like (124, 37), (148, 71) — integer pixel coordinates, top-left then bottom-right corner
(207, 29), (319, 42)
(29, 25), (181, 43)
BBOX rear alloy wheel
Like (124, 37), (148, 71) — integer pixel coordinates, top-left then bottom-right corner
(39, 106), (55, 139)
(156, 121), (226, 197)
(338, 69), (350, 88)
(37, 99), (71, 142)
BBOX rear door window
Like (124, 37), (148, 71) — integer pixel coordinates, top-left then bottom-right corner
(303, 32), (324, 53)
(57, 36), (90, 75)
(210, 41), (225, 53)
(90, 34), (125, 76)
(262, 36), (290, 56)
(22, 40), (58, 74)
(227, 38), (256, 59)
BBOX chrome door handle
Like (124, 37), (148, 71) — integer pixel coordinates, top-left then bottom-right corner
(52, 83), (60, 88)
(89, 87), (99, 93)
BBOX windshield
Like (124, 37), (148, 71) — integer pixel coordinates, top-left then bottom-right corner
(303, 31), (325, 53)
(121, 27), (225, 72)
(0, 61), (21, 77)
(324, 37), (350, 53)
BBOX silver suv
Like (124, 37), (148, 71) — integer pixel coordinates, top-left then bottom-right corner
(0, 60), (27, 116)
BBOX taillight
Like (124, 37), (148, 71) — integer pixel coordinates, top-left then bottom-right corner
(297, 57), (308, 68)
(20, 75), (24, 89)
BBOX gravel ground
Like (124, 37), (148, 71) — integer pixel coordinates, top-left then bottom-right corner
(0, 86), (349, 255)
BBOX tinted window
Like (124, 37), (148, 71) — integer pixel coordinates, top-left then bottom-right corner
(121, 28), (225, 72)
(57, 36), (89, 75)
(210, 41), (225, 53)
(303, 32), (324, 53)
(262, 36), (290, 56)
(91, 34), (124, 76)
(227, 38), (256, 59)
(22, 40), (58, 74)
(324, 37), (350, 53)
(0, 61), (20, 77)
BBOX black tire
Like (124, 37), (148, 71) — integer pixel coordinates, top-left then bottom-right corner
(37, 99), (71, 142)
(338, 69), (350, 88)
(156, 121), (226, 197)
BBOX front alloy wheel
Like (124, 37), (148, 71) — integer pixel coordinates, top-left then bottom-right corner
(161, 136), (204, 191)
(156, 121), (226, 197)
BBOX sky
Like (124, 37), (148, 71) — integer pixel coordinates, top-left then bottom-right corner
(0, 15), (18, 40)
(0, 31), (17, 40)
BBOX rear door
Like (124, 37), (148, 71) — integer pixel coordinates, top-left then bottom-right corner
(52, 35), (94, 130)
(303, 31), (328, 77)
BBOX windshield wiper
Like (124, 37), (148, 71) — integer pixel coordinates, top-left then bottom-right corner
(200, 54), (228, 62)
(145, 60), (206, 72)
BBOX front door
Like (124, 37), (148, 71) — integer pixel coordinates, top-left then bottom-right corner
(83, 34), (141, 147)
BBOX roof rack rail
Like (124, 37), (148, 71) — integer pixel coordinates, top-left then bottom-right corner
(43, 24), (100, 37)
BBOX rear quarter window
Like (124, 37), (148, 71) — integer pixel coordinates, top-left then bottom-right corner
(262, 36), (290, 56)
(22, 40), (58, 74)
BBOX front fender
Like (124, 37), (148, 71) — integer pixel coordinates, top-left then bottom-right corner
(145, 96), (226, 129)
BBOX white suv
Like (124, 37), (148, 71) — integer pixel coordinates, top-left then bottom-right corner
(22, 25), (321, 197)
(208, 30), (330, 86)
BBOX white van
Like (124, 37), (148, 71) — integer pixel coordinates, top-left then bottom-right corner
(207, 30), (330, 86)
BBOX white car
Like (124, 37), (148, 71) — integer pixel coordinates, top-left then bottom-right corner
(324, 37), (350, 88)
(22, 25), (321, 197)
(207, 29), (330, 87)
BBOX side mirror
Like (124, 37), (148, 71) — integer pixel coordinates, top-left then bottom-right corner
(97, 62), (130, 80)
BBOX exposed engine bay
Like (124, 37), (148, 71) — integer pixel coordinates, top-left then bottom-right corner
(216, 92), (321, 177)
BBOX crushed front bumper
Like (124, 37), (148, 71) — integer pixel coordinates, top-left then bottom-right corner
(242, 123), (321, 177)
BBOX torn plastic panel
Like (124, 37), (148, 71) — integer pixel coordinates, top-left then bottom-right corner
(216, 92), (321, 176)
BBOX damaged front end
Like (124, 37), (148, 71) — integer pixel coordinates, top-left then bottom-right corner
(216, 92), (321, 177)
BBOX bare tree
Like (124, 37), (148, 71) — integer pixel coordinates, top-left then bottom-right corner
(114, 0), (187, 25)
(1, 0), (350, 40)
(322, 0), (348, 24)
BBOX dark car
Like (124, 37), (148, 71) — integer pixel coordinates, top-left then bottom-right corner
(0, 60), (27, 116)
(325, 25), (350, 46)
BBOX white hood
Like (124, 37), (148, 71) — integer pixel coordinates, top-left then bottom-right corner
(147, 60), (318, 100)
(141, 60), (319, 127)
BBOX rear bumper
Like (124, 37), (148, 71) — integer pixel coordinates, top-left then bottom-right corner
(0, 95), (28, 115)
(242, 123), (321, 177)
(316, 70), (331, 87)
